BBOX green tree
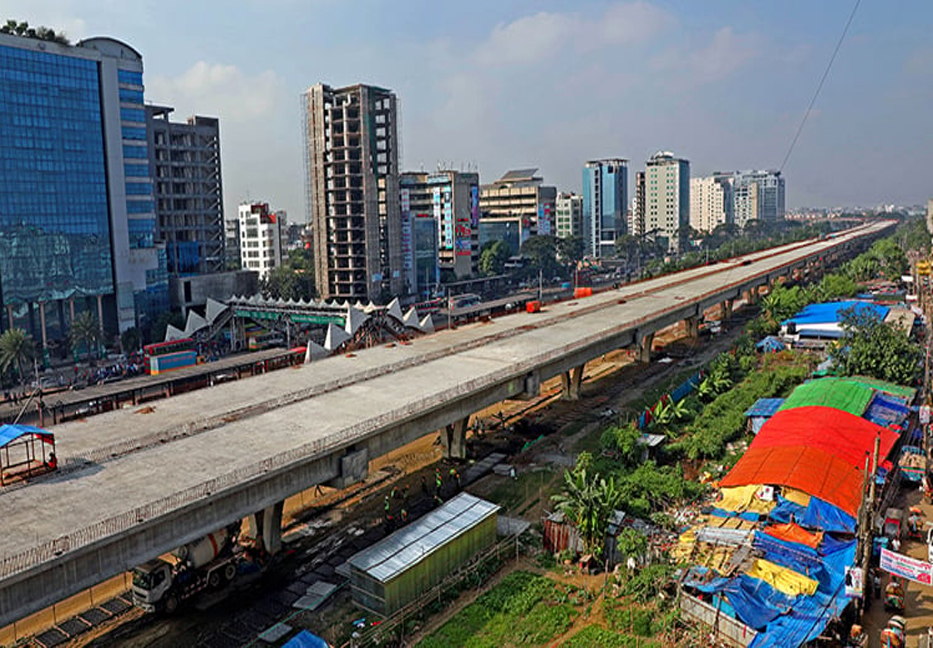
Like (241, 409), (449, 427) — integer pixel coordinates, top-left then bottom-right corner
(0, 328), (35, 383)
(70, 311), (104, 360)
(521, 235), (562, 279)
(147, 310), (184, 345)
(600, 423), (642, 466)
(832, 305), (920, 384)
(813, 272), (857, 302)
(120, 327), (142, 354)
(556, 236), (585, 266)
(551, 465), (623, 558)
(479, 240), (511, 276)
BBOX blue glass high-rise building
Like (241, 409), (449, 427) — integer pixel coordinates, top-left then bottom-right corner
(0, 32), (166, 350)
(582, 159), (628, 258)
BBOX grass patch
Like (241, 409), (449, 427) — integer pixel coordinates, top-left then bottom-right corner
(485, 470), (555, 514)
(416, 571), (576, 648)
(559, 625), (663, 647)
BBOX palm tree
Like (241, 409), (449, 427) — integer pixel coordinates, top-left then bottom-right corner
(70, 311), (103, 361)
(551, 467), (623, 558)
(0, 328), (35, 384)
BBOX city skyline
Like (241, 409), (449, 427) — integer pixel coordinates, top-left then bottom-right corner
(7, 0), (933, 220)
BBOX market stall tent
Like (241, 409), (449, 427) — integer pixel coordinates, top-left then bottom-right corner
(0, 424), (56, 485)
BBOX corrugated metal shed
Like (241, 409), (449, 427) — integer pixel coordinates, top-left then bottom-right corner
(348, 492), (499, 616)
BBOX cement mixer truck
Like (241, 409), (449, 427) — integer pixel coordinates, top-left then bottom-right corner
(131, 522), (267, 613)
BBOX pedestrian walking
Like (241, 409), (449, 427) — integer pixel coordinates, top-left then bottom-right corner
(384, 495), (390, 513)
(401, 509), (408, 524)
(421, 475), (428, 495)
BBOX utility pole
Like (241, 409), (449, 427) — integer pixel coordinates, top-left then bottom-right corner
(538, 268), (543, 303)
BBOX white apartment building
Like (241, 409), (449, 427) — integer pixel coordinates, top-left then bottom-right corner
(644, 151), (690, 252)
(690, 175), (733, 233)
(555, 192), (583, 239)
(238, 202), (284, 279)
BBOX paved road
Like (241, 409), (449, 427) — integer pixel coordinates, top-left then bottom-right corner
(0, 222), (893, 625)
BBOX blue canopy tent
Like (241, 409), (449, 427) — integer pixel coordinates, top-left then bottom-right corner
(283, 630), (330, 648)
(0, 424), (56, 485)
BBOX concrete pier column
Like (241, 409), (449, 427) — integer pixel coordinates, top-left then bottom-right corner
(38, 302), (48, 351)
(6, 304), (13, 330)
(684, 316), (699, 339)
(719, 299), (734, 321)
(96, 295), (104, 332)
(561, 364), (585, 401)
(246, 500), (285, 555)
(442, 416), (470, 460)
(744, 287), (758, 305)
(638, 332), (654, 363)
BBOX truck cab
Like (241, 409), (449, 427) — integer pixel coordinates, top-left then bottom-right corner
(132, 559), (176, 613)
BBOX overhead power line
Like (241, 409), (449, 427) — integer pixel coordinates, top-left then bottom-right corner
(780, 0), (862, 172)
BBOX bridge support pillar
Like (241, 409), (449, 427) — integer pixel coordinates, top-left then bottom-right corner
(637, 332), (654, 363)
(246, 500), (284, 555)
(561, 364), (585, 401)
(442, 416), (470, 460)
(744, 287), (759, 305)
(719, 299), (733, 321)
(684, 316), (699, 339)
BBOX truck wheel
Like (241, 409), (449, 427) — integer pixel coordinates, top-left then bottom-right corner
(163, 594), (179, 615)
(208, 570), (221, 589)
(223, 563), (237, 583)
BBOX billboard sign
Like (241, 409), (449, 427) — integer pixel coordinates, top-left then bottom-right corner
(844, 565), (863, 598)
(880, 548), (933, 585)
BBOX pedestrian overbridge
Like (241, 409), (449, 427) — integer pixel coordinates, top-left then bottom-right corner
(0, 221), (893, 627)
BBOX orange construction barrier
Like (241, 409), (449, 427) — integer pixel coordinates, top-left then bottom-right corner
(574, 287), (592, 298)
(526, 300), (541, 313)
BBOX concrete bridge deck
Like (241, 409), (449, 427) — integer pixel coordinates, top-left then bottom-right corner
(0, 221), (894, 625)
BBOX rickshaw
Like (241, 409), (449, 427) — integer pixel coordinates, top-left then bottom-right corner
(884, 508), (905, 540)
(880, 615), (906, 648)
(885, 577), (905, 613)
(844, 623), (867, 647)
(907, 506), (924, 540)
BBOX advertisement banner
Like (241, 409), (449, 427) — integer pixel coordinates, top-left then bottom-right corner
(880, 548), (933, 585)
(844, 565), (863, 598)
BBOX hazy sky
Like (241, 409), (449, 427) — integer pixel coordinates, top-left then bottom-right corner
(8, 1), (933, 218)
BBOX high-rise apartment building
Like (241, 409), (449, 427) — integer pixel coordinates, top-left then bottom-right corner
(0, 32), (166, 346)
(479, 169), (556, 253)
(238, 202), (284, 279)
(730, 170), (785, 227)
(644, 151), (690, 252)
(582, 159), (628, 257)
(689, 175), (733, 233)
(303, 83), (402, 302)
(555, 193), (583, 240)
(631, 171), (646, 238)
(400, 170), (479, 285)
(147, 105), (224, 275)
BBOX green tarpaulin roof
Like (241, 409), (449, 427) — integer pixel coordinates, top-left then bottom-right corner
(845, 376), (916, 401)
(778, 377), (875, 416)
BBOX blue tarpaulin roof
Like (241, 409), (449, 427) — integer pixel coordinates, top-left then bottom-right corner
(749, 538), (856, 648)
(745, 398), (785, 419)
(783, 301), (889, 326)
(769, 495), (856, 534)
(863, 392), (911, 428)
(756, 336), (786, 352)
(283, 631), (329, 648)
(0, 424), (53, 448)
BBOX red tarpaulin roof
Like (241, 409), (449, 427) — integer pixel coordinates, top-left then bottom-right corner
(751, 406), (897, 470)
(720, 445), (864, 516)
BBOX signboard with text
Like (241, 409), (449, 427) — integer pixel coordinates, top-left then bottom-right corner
(880, 548), (933, 585)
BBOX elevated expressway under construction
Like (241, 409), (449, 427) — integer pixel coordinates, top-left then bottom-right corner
(0, 220), (894, 626)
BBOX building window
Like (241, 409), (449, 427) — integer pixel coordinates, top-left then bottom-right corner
(119, 88), (144, 104)
(117, 69), (143, 86)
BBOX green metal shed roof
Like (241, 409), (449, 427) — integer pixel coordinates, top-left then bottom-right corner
(778, 377), (874, 416)
(348, 492), (499, 583)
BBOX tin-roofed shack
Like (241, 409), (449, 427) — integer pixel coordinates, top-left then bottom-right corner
(347, 493), (499, 616)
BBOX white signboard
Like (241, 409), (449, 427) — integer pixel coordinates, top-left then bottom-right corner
(880, 548), (933, 585)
